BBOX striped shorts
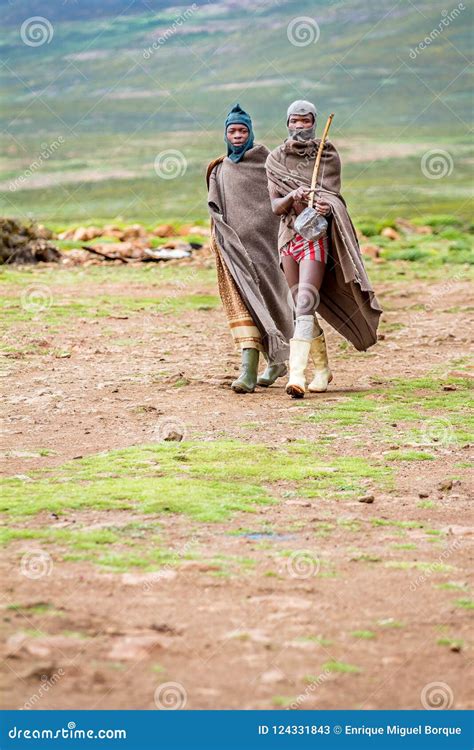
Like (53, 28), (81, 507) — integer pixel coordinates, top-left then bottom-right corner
(280, 232), (329, 264)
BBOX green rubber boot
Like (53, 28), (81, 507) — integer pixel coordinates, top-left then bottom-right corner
(257, 360), (287, 387)
(231, 348), (259, 394)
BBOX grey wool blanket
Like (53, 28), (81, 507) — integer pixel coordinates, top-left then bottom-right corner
(266, 138), (382, 351)
(207, 144), (293, 363)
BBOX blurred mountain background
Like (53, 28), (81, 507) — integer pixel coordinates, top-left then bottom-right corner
(1, 0), (472, 225)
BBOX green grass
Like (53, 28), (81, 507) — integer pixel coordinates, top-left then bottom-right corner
(0, 290), (219, 328)
(377, 619), (405, 629)
(323, 660), (361, 674)
(436, 582), (468, 591)
(299, 374), (473, 449)
(0, 439), (391, 569)
(272, 696), (296, 708)
(384, 561), (455, 573)
(351, 630), (376, 640)
(370, 518), (423, 530)
(437, 637), (463, 650)
(455, 598), (474, 610)
(297, 635), (334, 647)
(384, 450), (435, 461)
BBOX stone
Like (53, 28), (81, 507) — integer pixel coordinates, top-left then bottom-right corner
(107, 635), (166, 661)
(381, 227), (401, 240)
(260, 668), (286, 684)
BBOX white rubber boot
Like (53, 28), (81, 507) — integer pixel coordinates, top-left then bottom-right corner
(286, 338), (311, 398)
(308, 332), (333, 392)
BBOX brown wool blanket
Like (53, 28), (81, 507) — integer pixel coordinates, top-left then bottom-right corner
(207, 144), (293, 363)
(266, 138), (382, 351)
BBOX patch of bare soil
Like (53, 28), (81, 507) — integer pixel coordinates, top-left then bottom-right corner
(1, 269), (472, 710)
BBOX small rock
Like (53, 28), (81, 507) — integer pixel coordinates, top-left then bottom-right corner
(438, 479), (453, 492)
(358, 494), (375, 504)
(152, 224), (176, 237)
(163, 430), (183, 442)
(107, 635), (166, 661)
(381, 227), (401, 240)
(443, 384), (457, 391)
(5, 632), (27, 657)
(418, 491), (430, 498)
(360, 243), (381, 259)
(150, 623), (180, 635)
(260, 668), (286, 685)
(122, 570), (177, 586)
(450, 643), (462, 653)
(21, 662), (57, 680)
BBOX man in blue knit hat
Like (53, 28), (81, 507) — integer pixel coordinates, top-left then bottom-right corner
(206, 104), (293, 393)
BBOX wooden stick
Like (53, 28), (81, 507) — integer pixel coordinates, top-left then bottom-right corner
(308, 113), (334, 208)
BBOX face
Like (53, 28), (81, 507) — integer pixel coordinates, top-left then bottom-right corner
(288, 113), (314, 130)
(226, 124), (249, 146)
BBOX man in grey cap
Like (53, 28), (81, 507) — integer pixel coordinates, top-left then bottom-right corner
(286, 99), (319, 140)
(266, 100), (333, 397)
(266, 99), (382, 398)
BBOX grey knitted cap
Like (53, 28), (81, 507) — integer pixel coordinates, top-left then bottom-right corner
(286, 100), (317, 123)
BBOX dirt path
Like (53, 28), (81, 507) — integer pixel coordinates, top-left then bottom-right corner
(1, 262), (472, 711)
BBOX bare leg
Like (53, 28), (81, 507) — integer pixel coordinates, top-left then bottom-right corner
(284, 257), (329, 399)
(281, 256), (299, 309)
(295, 259), (325, 317)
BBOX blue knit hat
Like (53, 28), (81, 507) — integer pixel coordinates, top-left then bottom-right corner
(224, 103), (254, 163)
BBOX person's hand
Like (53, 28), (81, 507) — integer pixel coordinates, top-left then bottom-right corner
(290, 186), (312, 203)
(315, 200), (331, 215)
